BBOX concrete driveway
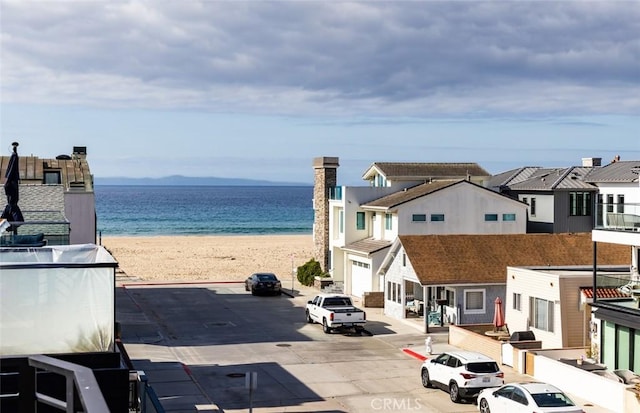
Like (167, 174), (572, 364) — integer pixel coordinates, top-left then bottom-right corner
(117, 282), (610, 413)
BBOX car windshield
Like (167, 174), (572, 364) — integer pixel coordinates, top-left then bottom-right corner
(466, 362), (499, 373)
(531, 392), (575, 407)
(257, 274), (277, 281)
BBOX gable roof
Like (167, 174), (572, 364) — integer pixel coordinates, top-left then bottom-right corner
(395, 233), (629, 285)
(486, 167), (539, 189)
(584, 160), (640, 183)
(503, 166), (597, 191)
(361, 179), (523, 210)
(361, 162), (490, 181)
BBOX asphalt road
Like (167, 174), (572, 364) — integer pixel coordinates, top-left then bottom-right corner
(118, 282), (485, 413)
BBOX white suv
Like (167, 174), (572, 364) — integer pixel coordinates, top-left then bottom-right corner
(420, 351), (504, 403)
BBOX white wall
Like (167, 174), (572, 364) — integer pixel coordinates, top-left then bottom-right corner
(397, 184), (527, 235)
(519, 193), (554, 223)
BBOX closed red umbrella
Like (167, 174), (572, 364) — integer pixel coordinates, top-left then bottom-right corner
(493, 296), (505, 331)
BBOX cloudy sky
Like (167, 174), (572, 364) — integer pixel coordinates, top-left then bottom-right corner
(1, 0), (638, 185)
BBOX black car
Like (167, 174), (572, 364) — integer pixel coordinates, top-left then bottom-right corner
(245, 272), (282, 296)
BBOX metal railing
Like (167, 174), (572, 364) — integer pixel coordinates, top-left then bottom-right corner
(594, 202), (640, 231)
(28, 355), (109, 413)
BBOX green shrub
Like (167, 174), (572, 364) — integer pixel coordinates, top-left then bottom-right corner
(296, 258), (327, 286)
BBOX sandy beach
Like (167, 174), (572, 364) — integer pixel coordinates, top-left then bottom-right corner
(102, 234), (315, 283)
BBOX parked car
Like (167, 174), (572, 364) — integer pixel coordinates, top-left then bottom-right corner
(305, 293), (366, 333)
(420, 351), (504, 403)
(477, 382), (585, 413)
(245, 272), (282, 295)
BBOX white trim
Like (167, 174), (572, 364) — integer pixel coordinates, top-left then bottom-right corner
(463, 288), (486, 314)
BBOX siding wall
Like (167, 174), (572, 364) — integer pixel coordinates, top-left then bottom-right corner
(454, 284), (506, 325)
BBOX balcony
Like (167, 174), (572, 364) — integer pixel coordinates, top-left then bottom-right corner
(1, 210), (70, 246)
(594, 202), (640, 232)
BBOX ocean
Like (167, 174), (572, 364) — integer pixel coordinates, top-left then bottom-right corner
(95, 185), (314, 236)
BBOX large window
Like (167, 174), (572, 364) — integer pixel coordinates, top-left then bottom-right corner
(529, 297), (554, 332)
(530, 198), (537, 216)
(617, 195), (625, 213)
(607, 194), (614, 213)
(356, 212), (365, 230)
(569, 191), (592, 216)
(385, 213), (393, 230)
(464, 289), (485, 314)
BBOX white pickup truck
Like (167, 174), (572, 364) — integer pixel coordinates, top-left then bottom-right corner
(305, 293), (366, 333)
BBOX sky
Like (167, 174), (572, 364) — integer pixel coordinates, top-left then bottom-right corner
(1, 1), (639, 186)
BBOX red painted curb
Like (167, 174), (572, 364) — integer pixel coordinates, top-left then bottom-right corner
(181, 363), (193, 376)
(402, 348), (428, 361)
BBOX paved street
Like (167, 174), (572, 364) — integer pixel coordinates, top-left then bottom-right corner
(117, 282), (612, 413)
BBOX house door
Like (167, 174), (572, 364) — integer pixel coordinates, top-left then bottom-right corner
(351, 261), (372, 298)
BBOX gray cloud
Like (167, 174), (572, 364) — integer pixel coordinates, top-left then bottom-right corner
(2, 1), (639, 117)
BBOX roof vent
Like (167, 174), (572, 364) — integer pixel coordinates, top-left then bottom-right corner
(56, 154), (72, 160)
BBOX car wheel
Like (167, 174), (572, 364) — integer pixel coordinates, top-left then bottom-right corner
(449, 382), (460, 403)
(244, 283), (249, 291)
(277, 289), (282, 296)
(251, 287), (256, 296)
(322, 318), (331, 334)
(306, 310), (313, 324)
(421, 368), (432, 388)
(478, 398), (491, 413)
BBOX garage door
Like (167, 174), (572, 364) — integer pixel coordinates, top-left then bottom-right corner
(351, 261), (372, 298)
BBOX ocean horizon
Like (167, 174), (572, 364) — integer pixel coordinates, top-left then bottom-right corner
(95, 185), (314, 237)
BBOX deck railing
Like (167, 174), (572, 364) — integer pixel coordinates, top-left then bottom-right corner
(594, 202), (640, 232)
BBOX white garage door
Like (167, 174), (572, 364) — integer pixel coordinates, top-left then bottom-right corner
(351, 261), (372, 298)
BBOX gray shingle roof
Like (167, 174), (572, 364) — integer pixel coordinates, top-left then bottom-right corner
(506, 167), (597, 191)
(486, 167), (539, 189)
(585, 160), (640, 183)
(363, 162), (490, 181)
(361, 180), (461, 209)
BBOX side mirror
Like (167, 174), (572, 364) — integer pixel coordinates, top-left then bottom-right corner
(307, 300), (313, 305)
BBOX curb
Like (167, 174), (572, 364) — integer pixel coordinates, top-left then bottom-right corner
(402, 348), (428, 361)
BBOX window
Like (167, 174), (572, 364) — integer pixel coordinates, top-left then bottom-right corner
(529, 297), (554, 332)
(513, 293), (521, 311)
(569, 191), (592, 216)
(503, 213), (516, 221)
(412, 214), (426, 222)
(387, 281), (392, 300)
(339, 210), (344, 234)
(530, 198), (537, 216)
(484, 214), (498, 222)
(617, 195), (625, 213)
(402, 253), (406, 267)
(607, 194), (614, 213)
(44, 171), (61, 184)
(446, 289), (455, 307)
(522, 197), (528, 205)
(464, 289), (485, 314)
(356, 212), (365, 230)
(385, 213), (393, 230)
(430, 214), (445, 222)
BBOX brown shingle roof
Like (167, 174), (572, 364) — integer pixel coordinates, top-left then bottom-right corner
(399, 233), (629, 285)
(364, 162), (490, 180)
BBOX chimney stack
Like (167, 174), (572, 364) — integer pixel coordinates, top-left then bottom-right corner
(581, 157), (602, 167)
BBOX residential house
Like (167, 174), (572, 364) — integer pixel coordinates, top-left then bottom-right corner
(313, 158), (527, 298)
(589, 159), (640, 374)
(0, 146), (95, 245)
(377, 233), (629, 333)
(487, 158), (601, 233)
(504, 265), (629, 349)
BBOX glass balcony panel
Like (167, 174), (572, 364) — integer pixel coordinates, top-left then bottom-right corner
(594, 202), (640, 232)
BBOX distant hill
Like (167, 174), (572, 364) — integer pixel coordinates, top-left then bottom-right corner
(94, 175), (311, 186)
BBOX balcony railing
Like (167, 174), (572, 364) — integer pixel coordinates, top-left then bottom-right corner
(594, 202), (640, 232)
(329, 186), (342, 201)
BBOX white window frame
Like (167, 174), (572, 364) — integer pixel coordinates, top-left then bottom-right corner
(529, 297), (554, 332)
(513, 292), (521, 311)
(463, 289), (485, 314)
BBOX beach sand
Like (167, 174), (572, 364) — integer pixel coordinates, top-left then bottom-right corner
(102, 234), (315, 283)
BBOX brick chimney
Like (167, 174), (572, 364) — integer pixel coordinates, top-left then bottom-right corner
(312, 156), (339, 272)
